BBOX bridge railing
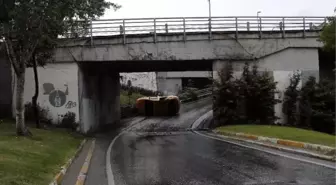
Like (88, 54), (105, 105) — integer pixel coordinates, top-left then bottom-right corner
(65, 16), (328, 42)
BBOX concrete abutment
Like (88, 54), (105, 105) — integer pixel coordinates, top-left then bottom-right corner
(78, 64), (121, 133)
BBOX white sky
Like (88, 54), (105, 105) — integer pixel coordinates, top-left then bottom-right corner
(102, 0), (335, 19)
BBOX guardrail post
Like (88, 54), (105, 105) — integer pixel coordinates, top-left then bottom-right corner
(154, 18), (157, 43)
(165, 23), (168, 33)
(90, 19), (93, 46)
(209, 17), (212, 41)
(303, 17), (306, 38)
(247, 22), (250, 31)
(235, 17), (238, 39)
(282, 18), (285, 38)
(122, 20), (126, 44)
(183, 18), (186, 42)
(259, 17), (262, 39)
(119, 25), (123, 34)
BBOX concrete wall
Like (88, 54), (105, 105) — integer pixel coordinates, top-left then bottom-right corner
(156, 71), (212, 95)
(156, 78), (182, 95)
(212, 48), (319, 124)
(13, 62), (121, 133)
(0, 55), (12, 118)
(120, 72), (157, 91)
(78, 65), (120, 133)
(19, 63), (80, 123)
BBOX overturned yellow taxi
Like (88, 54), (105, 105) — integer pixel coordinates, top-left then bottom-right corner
(136, 96), (180, 116)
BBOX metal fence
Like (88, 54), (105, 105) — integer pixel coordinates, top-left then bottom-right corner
(76, 16), (328, 40)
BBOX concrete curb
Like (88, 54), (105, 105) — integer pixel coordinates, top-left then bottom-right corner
(191, 110), (213, 130)
(213, 130), (336, 159)
(75, 139), (96, 185)
(49, 139), (87, 185)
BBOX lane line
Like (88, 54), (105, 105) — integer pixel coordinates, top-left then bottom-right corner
(194, 131), (336, 170)
(106, 117), (146, 185)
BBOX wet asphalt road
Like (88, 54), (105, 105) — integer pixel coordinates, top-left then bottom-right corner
(108, 98), (335, 185)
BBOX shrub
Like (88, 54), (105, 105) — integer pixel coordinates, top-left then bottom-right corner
(24, 102), (51, 124)
(58, 112), (78, 131)
(297, 76), (316, 128)
(213, 62), (244, 126)
(308, 78), (335, 134)
(179, 87), (199, 101)
(120, 84), (160, 97)
(282, 71), (301, 126)
(241, 63), (280, 124)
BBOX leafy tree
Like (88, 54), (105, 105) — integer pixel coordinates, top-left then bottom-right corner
(282, 71), (301, 126)
(0, 0), (15, 22)
(0, 0), (120, 135)
(241, 63), (280, 124)
(213, 62), (244, 127)
(320, 9), (335, 52)
(309, 79), (335, 134)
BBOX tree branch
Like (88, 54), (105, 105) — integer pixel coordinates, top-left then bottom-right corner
(4, 38), (20, 75)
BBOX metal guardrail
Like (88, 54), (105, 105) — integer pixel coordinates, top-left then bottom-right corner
(66, 16), (328, 43)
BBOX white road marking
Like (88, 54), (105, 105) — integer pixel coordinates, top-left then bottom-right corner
(106, 117), (146, 185)
(191, 110), (213, 129)
(194, 131), (336, 170)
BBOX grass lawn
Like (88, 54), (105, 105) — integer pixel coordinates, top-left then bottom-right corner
(120, 90), (145, 106)
(0, 120), (83, 185)
(216, 125), (336, 147)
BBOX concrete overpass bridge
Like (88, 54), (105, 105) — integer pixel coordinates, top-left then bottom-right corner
(15, 16), (326, 133)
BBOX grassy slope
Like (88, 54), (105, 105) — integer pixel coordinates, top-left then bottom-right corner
(120, 90), (145, 106)
(216, 125), (336, 147)
(0, 120), (83, 185)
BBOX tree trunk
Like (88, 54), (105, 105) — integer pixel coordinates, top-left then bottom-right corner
(32, 56), (40, 128)
(15, 67), (30, 136)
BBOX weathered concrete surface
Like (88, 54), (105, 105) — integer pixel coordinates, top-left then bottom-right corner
(54, 31), (321, 66)
(78, 64), (120, 133)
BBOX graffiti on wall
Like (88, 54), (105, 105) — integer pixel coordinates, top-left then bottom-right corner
(65, 101), (77, 109)
(43, 83), (76, 109)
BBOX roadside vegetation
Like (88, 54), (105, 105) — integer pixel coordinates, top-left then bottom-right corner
(0, 119), (83, 185)
(120, 90), (144, 106)
(216, 125), (335, 147)
(213, 9), (336, 141)
(213, 61), (335, 140)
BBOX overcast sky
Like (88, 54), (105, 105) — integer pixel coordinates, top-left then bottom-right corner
(102, 0), (335, 19)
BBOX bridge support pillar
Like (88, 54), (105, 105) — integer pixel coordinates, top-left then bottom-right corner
(78, 64), (120, 133)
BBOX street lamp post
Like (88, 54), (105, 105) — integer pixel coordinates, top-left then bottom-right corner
(208, 0), (212, 39)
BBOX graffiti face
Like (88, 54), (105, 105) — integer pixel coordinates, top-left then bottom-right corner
(43, 83), (75, 108)
(49, 90), (67, 107)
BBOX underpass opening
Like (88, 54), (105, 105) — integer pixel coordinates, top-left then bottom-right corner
(77, 60), (213, 133)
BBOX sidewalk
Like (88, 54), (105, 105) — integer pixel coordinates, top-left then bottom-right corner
(61, 140), (92, 185)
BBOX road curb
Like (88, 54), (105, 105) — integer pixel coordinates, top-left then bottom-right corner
(213, 130), (336, 158)
(75, 139), (96, 185)
(191, 110), (213, 130)
(49, 139), (87, 185)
